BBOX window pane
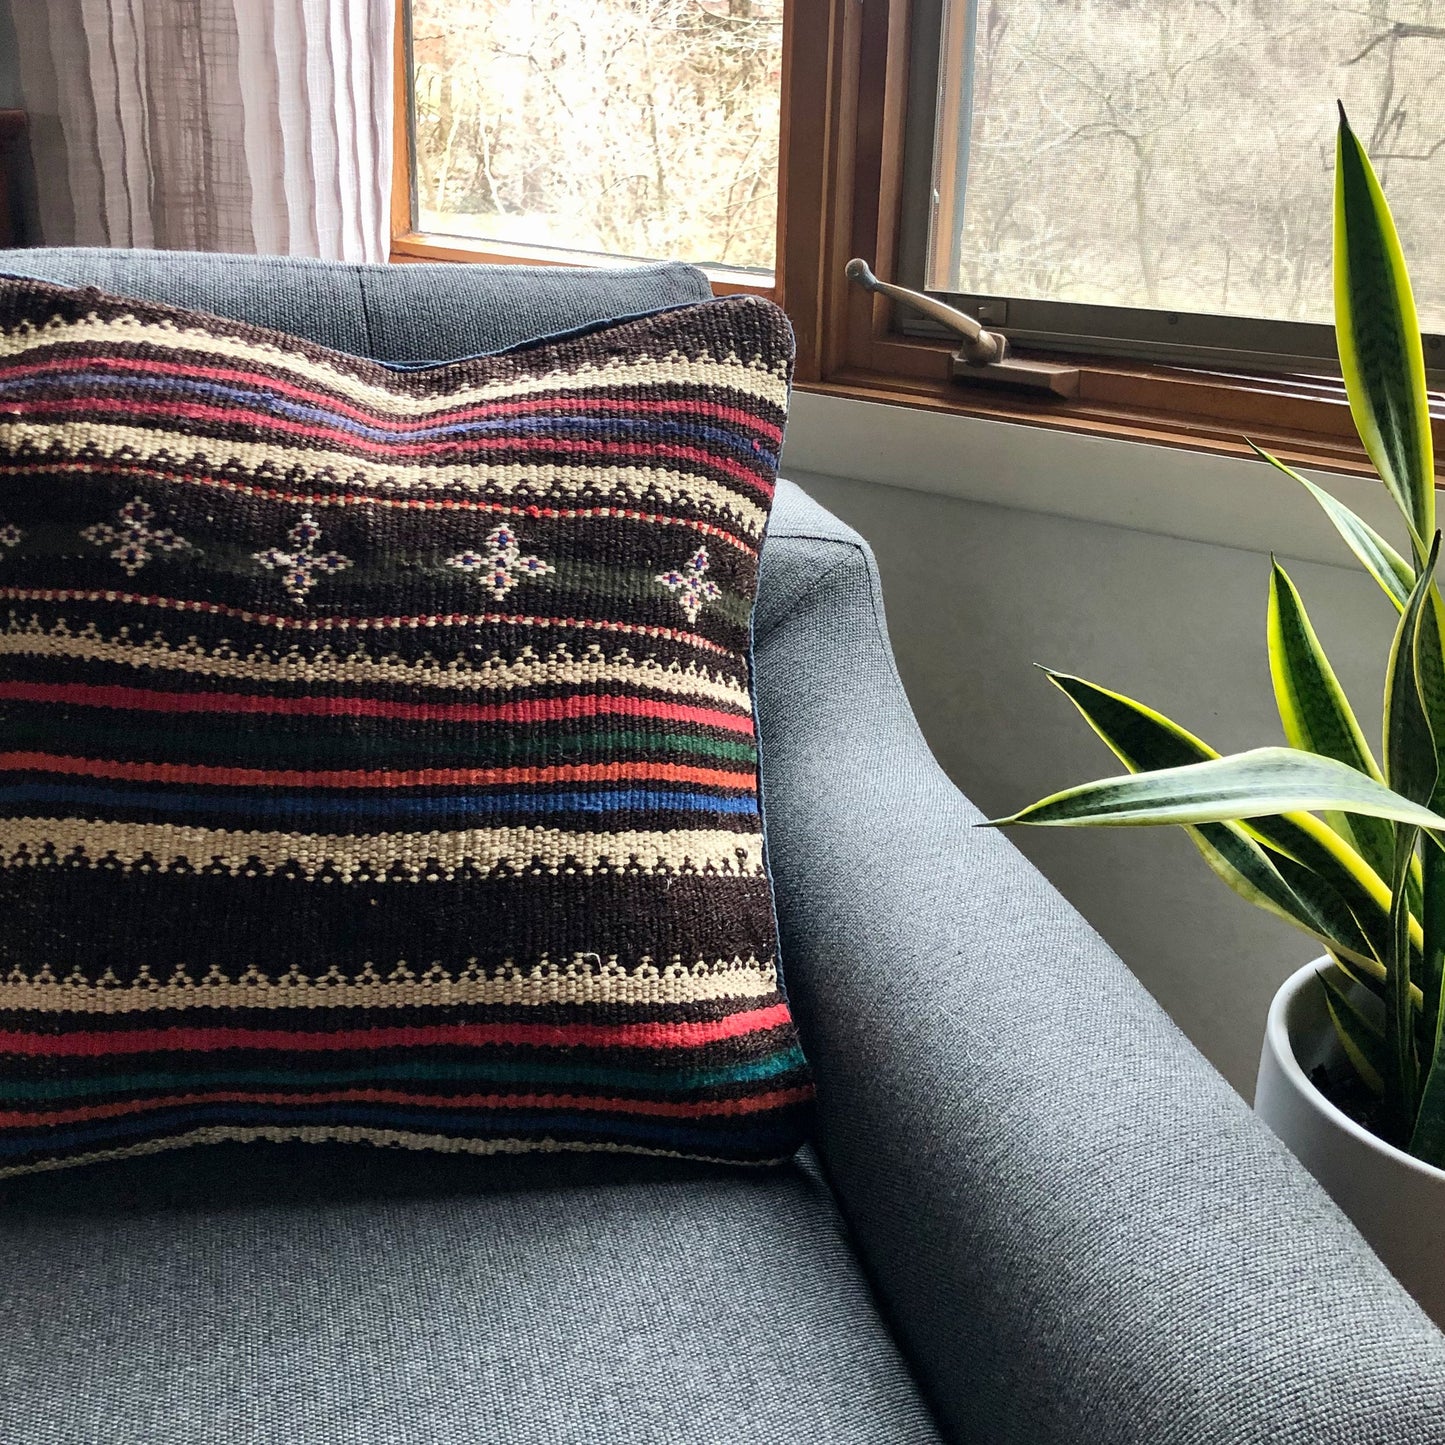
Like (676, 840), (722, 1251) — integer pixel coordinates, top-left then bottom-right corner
(409, 0), (783, 271)
(929, 0), (1445, 332)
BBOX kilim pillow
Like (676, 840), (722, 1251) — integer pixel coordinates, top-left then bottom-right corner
(0, 276), (812, 1176)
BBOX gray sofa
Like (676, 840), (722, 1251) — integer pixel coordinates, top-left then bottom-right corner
(1, 249), (1442, 1445)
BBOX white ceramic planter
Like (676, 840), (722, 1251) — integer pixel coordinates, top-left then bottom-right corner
(1256, 957), (1445, 1327)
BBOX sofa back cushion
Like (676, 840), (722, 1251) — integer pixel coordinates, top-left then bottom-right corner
(0, 249), (714, 362)
(0, 276), (811, 1177)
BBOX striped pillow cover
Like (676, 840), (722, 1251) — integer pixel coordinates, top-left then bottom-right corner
(0, 277), (812, 1176)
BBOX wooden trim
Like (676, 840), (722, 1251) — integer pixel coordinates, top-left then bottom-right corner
(389, 231), (774, 298)
(778, 1), (861, 382)
(390, 2), (413, 242)
(805, 372), (1410, 479)
(812, 322), (1445, 481)
(783, 0), (1444, 481)
(927, 2), (968, 290)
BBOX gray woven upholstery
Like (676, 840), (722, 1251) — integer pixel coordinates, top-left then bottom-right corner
(0, 1148), (940, 1445)
(1, 248), (1441, 1443)
(754, 481), (1445, 1445)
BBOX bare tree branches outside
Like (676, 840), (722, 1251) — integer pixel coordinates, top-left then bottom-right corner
(410, 0), (784, 271)
(410, 0), (1445, 329)
(941, 0), (1445, 329)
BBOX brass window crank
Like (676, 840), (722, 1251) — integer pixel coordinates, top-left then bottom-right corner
(846, 260), (1080, 398)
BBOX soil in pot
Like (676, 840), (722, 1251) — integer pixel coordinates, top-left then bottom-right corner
(1308, 1059), (1384, 1140)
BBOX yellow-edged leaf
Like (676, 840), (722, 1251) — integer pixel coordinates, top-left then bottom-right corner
(988, 747), (1445, 831)
(1251, 441), (1414, 612)
(1372, 538), (1434, 1137)
(1319, 961), (1386, 1096)
(1190, 823), (1376, 968)
(1335, 106), (1434, 549)
(1268, 558), (1392, 879)
(1384, 533), (1440, 807)
(1041, 670), (1414, 969)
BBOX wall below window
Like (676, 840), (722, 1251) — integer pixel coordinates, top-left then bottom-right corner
(780, 392), (1398, 1094)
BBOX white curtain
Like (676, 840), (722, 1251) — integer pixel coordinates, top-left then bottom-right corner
(3, 0), (393, 260)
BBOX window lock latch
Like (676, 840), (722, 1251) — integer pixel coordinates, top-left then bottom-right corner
(845, 260), (1080, 398)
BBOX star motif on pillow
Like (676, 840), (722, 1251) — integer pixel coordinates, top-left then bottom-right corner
(447, 524), (554, 601)
(656, 546), (721, 623)
(254, 512), (353, 600)
(81, 498), (191, 576)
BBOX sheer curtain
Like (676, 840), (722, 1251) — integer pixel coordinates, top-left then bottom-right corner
(2, 0), (393, 260)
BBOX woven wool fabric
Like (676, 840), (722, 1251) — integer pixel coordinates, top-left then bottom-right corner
(0, 276), (811, 1176)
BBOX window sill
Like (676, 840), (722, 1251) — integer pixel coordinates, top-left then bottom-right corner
(800, 332), (1445, 483)
(389, 232), (775, 300)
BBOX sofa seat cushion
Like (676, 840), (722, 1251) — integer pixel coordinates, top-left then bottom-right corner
(0, 1147), (941, 1445)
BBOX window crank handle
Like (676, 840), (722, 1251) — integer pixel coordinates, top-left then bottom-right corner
(844, 258), (1079, 397)
(845, 258), (1005, 365)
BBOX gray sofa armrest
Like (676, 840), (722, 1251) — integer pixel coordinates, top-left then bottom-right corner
(753, 480), (1445, 1445)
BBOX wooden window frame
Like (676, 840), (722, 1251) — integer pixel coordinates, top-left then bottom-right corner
(388, 1), (773, 300)
(391, 0), (1443, 478)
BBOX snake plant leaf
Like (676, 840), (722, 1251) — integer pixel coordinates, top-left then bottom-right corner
(1383, 533), (1440, 808)
(1421, 590), (1445, 755)
(1028, 672), (1419, 1112)
(1191, 823), (1378, 968)
(1268, 558), (1393, 879)
(1249, 442), (1414, 613)
(1415, 591), (1445, 1005)
(1041, 668), (1216, 772)
(1325, 943), (1388, 1002)
(987, 747), (1445, 832)
(1384, 824), (1420, 1143)
(1335, 105), (1434, 550)
(1419, 840), (1445, 1082)
(1043, 670), (1404, 970)
(1268, 849), (1381, 980)
(1262, 822), (1414, 989)
(1410, 854), (1445, 1162)
(1381, 548), (1438, 1118)
(1376, 530), (1434, 1131)
(1415, 633), (1445, 1154)
(1190, 825), (1315, 927)
(1319, 961), (1387, 1096)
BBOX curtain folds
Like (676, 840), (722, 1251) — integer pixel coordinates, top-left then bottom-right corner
(2, 0), (393, 260)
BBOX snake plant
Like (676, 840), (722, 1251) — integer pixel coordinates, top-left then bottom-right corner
(991, 107), (1445, 1164)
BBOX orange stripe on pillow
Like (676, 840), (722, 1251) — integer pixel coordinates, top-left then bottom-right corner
(0, 1002), (796, 1058)
(0, 680), (755, 732)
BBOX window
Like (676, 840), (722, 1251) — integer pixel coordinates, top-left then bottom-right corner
(897, 0), (1445, 373)
(396, 0), (783, 289)
(393, 0), (1445, 475)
